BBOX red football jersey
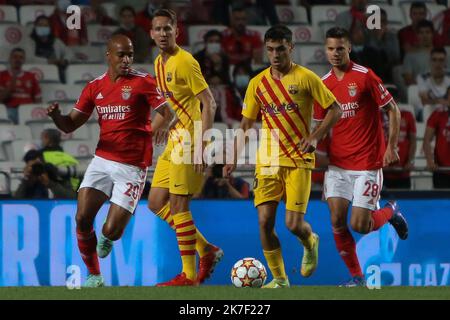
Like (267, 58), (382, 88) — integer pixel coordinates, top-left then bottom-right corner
(382, 110), (416, 179)
(426, 108), (450, 169)
(0, 70), (41, 108)
(221, 28), (263, 65)
(74, 69), (166, 169)
(314, 62), (393, 170)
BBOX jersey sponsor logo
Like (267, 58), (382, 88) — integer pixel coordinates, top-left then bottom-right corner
(348, 82), (358, 97)
(121, 86), (132, 100)
(261, 102), (300, 115)
(288, 84), (299, 94)
(340, 102), (359, 119)
(96, 105), (131, 120)
(96, 92), (103, 99)
(166, 72), (173, 83)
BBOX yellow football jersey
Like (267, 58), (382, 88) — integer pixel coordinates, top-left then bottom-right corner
(154, 46), (208, 136)
(242, 63), (336, 168)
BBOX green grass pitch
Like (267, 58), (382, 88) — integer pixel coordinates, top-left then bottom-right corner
(0, 286), (449, 300)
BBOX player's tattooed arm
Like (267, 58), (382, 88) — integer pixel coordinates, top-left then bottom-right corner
(47, 102), (90, 133)
(383, 100), (401, 166)
(300, 102), (342, 154)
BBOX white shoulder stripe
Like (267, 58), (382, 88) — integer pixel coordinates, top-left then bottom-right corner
(321, 71), (332, 80)
(352, 63), (368, 72)
(89, 72), (107, 83)
(129, 69), (148, 77)
(351, 67), (368, 74)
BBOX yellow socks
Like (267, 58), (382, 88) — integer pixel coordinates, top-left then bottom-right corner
(155, 203), (210, 257)
(173, 211), (197, 280)
(263, 248), (287, 280)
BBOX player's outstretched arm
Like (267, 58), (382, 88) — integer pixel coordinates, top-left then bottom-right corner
(300, 102), (342, 154)
(47, 102), (90, 133)
(223, 116), (255, 177)
(383, 101), (401, 166)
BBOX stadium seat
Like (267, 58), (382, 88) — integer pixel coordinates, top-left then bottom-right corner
(66, 64), (107, 85)
(398, 103), (415, 115)
(294, 44), (327, 65)
(100, 2), (117, 21)
(0, 161), (23, 173)
(22, 64), (60, 83)
(0, 5), (18, 23)
(379, 5), (406, 25)
(42, 122), (91, 141)
(67, 45), (104, 64)
(6, 140), (39, 162)
(62, 140), (97, 159)
(86, 122), (100, 141)
(401, 2), (446, 25)
(310, 5), (348, 29)
(18, 5), (54, 26)
(17, 103), (47, 125)
(416, 122), (426, 139)
(133, 64), (155, 76)
(289, 25), (324, 44)
(0, 104), (11, 124)
(40, 84), (84, 103)
(87, 24), (117, 46)
(188, 25), (227, 47)
(275, 5), (308, 25)
(0, 24), (27, 62)
(0, 124), (32, 141)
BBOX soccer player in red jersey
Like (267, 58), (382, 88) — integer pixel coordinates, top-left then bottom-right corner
(47, 34), (175, 287)
(314, 27), (409, 287)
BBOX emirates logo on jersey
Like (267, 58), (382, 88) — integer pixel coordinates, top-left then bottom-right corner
(121, 85), (132, 100)
(288, 84), (299, 94)
(348, 82), (358, 97)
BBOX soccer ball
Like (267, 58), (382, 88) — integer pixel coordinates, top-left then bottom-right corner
(230, 257), (267, 288)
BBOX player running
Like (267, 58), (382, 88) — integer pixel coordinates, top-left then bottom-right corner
(224, 25), (342, 288)
(314, 27), (409, 287)
(148, 9), (223, 286)
(47, 35), (175, 287)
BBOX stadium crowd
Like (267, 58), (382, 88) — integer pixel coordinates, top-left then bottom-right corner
(0, 0), (449, 199)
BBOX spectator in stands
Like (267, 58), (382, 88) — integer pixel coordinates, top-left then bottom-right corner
(49, 0), (88, 46)
(335, 0), (367, 33)
(367, 8), (401, 80)
(232, 62), (253, 99)
(221, 6), (264, 65)
(382, 108), (417, 189)
(349, 20), (390, 82)
(207, 73), (242, 126)
(0, 48), (42, 124)
(194, 29), (231, 85)
(13, 149), (76, 199)
(194, 163), (250, 199)
(417, 47), (450, 121)
(212, 0), (279, 26)
(40, 128), (80, 191)
(87, 0), (118, 25)
(423, 103), (450, 189)
(135, 0), (189, 45)
(28, 15), (69, 83)
(398, 2), (443, 59)
(113, 6), (152, 63)
(435, 8), (450, 46)
(402, 20), (436, 87)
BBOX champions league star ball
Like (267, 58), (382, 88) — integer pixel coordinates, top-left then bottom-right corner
(231, 258), (267, 288)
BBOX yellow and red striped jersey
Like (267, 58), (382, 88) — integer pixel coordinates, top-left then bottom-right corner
(154, 46), (208, 137)
(242, 63), (336, 168)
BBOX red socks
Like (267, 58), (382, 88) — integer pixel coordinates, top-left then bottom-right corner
(370, 207), (393, 231)
(76, 228), (100, 275)
(333, 228), (363, 278)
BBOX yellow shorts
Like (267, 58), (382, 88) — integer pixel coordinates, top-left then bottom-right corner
(253, 166), (311, 213)
(151, 155), (203, 196)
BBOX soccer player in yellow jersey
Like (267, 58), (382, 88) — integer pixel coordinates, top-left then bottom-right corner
(224, 25), (342, 288)
(148, 9), (223, 286)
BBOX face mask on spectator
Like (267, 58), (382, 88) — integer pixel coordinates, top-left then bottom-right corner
(235, 74), (249, 89)
(35, 26), (51, 37)
(206, 43), (221, 55)
(58, 0), (71, 12)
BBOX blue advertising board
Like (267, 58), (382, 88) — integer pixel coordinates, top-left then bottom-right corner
(0, 199), (449, 286)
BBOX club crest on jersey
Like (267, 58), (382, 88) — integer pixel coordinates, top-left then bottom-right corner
(288, 85), (299, 94)
(348, 83), (358, 97)
(166, 72), (173, 82)
(121, 85), (132, 100)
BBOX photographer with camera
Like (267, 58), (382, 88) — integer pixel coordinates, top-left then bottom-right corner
(194, 163), (250, 199)
(13, 149), (76, 199)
